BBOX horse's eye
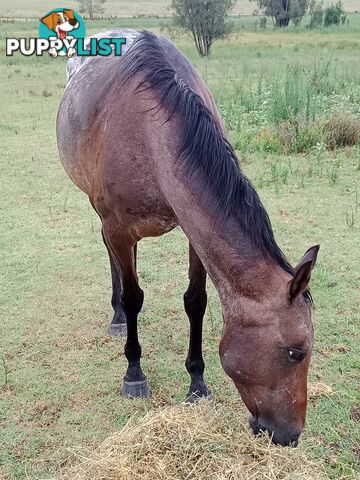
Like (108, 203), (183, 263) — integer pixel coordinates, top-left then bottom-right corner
(287, 349), (306, 363)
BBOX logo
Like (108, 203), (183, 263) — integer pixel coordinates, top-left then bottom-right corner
(39, 8), (85, 57)
(6, 8), (126, 58)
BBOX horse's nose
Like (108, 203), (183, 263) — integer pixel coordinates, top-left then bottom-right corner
(249, 416), (301, 447)
(280, 432), (300, 447)
(288, 433), (300, 447)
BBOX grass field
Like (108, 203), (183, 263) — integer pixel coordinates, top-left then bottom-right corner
(1, 0), (251, 18)
(1, 0), (360, 18)
(0, 12), (360, 480)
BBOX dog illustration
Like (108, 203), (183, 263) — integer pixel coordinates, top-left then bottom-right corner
(41, 9), (79, 57)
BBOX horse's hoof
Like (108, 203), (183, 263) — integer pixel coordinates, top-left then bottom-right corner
(186, 386), (212, 404)
(109, 323), (127, 337)
(121, 379), (152, 398)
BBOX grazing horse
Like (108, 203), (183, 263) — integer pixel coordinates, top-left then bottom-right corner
(57, 30), (319, 447)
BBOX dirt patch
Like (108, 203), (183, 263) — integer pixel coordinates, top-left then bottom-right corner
(350, 406), (360, 422)
(29, 401), (61, 428)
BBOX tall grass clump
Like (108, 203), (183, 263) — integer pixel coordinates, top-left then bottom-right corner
(266, 67), (323, 153)
(324, 111), (360, 149)
(270, 66), (317, 126)
(217, 58), (360, 155)
(262, 62), (349, 153)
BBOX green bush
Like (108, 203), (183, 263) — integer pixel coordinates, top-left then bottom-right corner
(277, 117), (324, 153)
(233, 131), (253, 155)
(252, 128), (283, 153)
(308, 0), (324, 28)
(259, 16), (267, 28)
(292, 122), (324, 152)
(324, 1), (346, 26)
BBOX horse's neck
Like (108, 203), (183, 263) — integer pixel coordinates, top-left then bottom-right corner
(152, 124), (286, 309)
(184, 217), (280, 309)
(160, 173), (281, 309)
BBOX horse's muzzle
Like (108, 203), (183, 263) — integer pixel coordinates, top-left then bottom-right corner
(249, 416), (300, 447)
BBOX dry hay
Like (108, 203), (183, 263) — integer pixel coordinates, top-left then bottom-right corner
(324, 112), (360, 149)
(308, 382), (334, 400)
(61, 402), (326, 480)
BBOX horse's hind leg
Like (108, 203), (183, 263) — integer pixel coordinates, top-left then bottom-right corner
(103, 229), (151, 398)
(102, 232), (127, 337)
(184, 243), (211, 402)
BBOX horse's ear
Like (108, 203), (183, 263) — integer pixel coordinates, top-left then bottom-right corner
(289, 245), (320, 301)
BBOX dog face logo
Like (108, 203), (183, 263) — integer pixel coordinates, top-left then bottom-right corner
(39, 8), (85, 57)
(41, 9), (79, 41)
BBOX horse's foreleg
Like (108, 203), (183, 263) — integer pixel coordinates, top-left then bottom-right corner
(102, 232), (127, 337)
(104, 230), (151, 398)
(184, 243), (211, 402)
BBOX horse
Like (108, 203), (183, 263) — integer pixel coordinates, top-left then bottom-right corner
(57, 30), (319, 447)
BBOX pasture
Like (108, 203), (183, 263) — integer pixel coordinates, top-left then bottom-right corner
(2, 0), (249, 18)
(0, 10), (360, 480)
(2, 0), (360, 18)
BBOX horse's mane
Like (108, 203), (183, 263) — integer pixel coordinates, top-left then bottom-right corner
(120, 31), (311, 302)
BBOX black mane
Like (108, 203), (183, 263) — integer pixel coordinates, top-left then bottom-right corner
(120, 32), (311, 301)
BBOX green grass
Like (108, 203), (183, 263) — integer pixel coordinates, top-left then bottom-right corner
(0, 16), (359, 480)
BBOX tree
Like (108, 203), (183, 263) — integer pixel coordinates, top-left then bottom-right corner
(172, 0), (237, 57)
(290, 0), (308, 25)
(78, 0), (106, 19)
(253, 0), (309, 27)
(324, 1), (346, 26)
(308, 0), (324, 28)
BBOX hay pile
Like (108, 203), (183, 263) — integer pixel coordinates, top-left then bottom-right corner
(62, 402), (326, 480)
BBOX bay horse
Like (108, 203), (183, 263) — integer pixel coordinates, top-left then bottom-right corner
(57, 30), (319, 447)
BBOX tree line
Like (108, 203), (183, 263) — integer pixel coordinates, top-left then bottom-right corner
(172, 0), (347, 56)
(254, 0), (347, 28)
(77, 0), (348, 58)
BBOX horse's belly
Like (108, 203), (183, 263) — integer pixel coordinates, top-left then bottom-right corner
(129, 214), (178, 239)
(96, 192), (178, 240)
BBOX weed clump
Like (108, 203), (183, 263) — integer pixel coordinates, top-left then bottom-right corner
(253, 127), (283, 154)
(251, 117), (324, 154)
(277, 116), (324, 153)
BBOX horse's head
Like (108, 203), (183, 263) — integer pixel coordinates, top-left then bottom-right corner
(220, 245), (319, 447)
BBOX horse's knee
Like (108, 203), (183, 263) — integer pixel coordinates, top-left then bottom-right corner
(121, 287), (144, 318)
(125, 341), (142, 362)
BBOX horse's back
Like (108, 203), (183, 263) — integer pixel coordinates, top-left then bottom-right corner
(57, 30), (221, 239)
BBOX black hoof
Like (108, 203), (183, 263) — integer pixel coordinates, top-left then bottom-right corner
(121, 378), (151, 398)
(186, 383), (212, 403)
(109, 323), (127, 337)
